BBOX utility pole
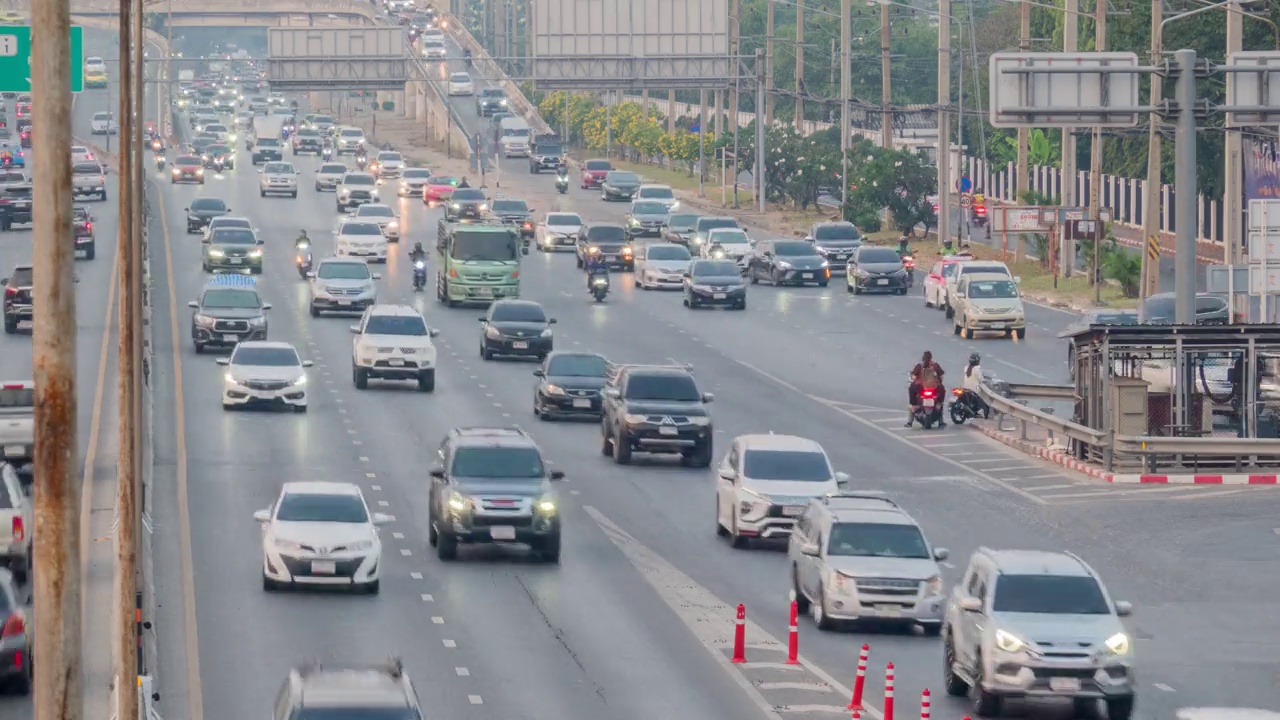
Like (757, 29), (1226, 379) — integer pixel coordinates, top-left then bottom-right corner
(1089, 0), (1107, 302)
(31, 0), (83, 713)
(1224, 3), (1243, 266)
(1173, 48), (1197, 324)
(131, 0), (146, 603)
(115, 0), (140, 715)
(728, 0), (740, 135)
(765, 0), (775, 125)
(839, 0), (851, 209)
(1061, 0), (1079, 276)
(937, 0), (952, 247)
(880, 1), (891, 149)
(1140, 0), (1162, 299)
(794, 0), (804, 127)
(756, 48), (766, 212)
(1015, 0), (1030, 202)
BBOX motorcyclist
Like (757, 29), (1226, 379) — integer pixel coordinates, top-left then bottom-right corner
(896, 235), (910, 257)
(960, 352), (990, 418)
(294, 229), (310, 250)
(906, 350), (946, 427)
(457, 177), (471, 189)
(555, 161), (568, 176)
(409, 242), (427, 263)
(584, 249), (609, 291)
(940, 239), (956, 257)
(463, 48), (472, 66)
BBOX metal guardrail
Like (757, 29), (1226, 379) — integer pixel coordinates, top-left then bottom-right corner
(1113, 435), (1280, 472)
(977, 380), (1112, 466)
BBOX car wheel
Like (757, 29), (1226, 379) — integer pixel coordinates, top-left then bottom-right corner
(1105, 697), (1134, 720)
(436, 530), (458, 560)
(362, 579), (380, 595)
(729, 515), (749, 549)
(353, 366), (369, 389)
(84, 245), (95, 260)
(943, 632), (969, 696)
(971, 657), (1002, 718)
(684, 440), (713, 468)
(309, 304), (320, 318)
(792, 568), (810, 613)
(612, 429), (632, 464)
(811, 586), (837, 630)
(1013, 328), (1026, 340)
(481, 344), (494, 360)
(735, 298), (747, 310)
(715, 498), (730, 537)
(194, 343), (204, 354)
(537, 534), (561, 563)
(262, 573), (280, 592)
(417, 369), (435, 392)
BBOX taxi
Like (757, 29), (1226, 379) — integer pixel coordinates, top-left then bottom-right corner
(0, 12), (25, 24)
(85, 68), (109, 89)
(422, 175), (458, 204)
(922, 253), (973, 310)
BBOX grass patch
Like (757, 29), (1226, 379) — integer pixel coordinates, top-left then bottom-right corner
(613, 160), (755, 206)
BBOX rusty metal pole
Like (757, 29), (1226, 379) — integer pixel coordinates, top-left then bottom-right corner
(131, 0), (147, 655)
(115, 0), (140, 714)
(30, 0), (84, 716)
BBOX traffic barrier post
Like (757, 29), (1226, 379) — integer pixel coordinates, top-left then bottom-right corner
(786, 600), (799, 664)
(884, 663), (895, 720)
(846, 643), (870, 710)
(731, 603), (746, 663)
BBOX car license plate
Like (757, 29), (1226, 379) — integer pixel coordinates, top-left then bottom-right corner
(512, 341), (529, 349)
(990, 323), (1005, 329)
(388, 359), (405, 367)
(605, 255), (618, 262)
(658, 426), (679, 436)
(489, 526), (517, 541)
(713, 293), (727, 299)
(229, 258), (242, 265)
(222, 334), (238, 342)
(801, 273), (813, 279)
(875, 604), (901, 616)
(3, 445), (24, 457)
(310, 560), (336, 574)
(337, 300), (352, 306)
(922, 398), (935, 407)
(782, 506), (805, 517)
(568, 399), (592, 409)
(473, 287), (492, 296)
(877, 278), (889, 285)
(1049, 678), (1081, 692)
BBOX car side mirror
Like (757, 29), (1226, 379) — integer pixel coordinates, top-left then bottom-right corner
(429, 328), (441, 338)
(256, 239), (265, 245)
(603, 388), (621, 399)
(799, 542), (820, 556)
(549, 470), (565, 481)
(0, 279), (7, 287)
(371, 273), (382, 280)
(302, 361), (314, 368)
(257, 168), (263, 173)
(533, 369), (545, 377)
(183, 207), (189, 212)
(933, 547), (950, 561)
(371, 513), (392, 526)
(349, 324), (360, 333)
(477, 317), (487, 323)
(835, 471), (850, 487)
(1013, 276), (1022, 284)
(959, 596), (983, 613)
(701, 392), (715, 403)
(253, 509), (270, 522)
(306, 271), (316, 278)
(262, 303), (272, 310)
(429, 467), (445, 479)
(719, 469), (736, 482)
(215, 358), (230, 366)
(1114, 601), (1133, 617)
(682, 272), (691, 278)
(187, 301), (199, 308)
(548, 318), (557, 324)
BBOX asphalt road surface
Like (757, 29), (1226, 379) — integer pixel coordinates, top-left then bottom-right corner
(0, 22), (1267, 720)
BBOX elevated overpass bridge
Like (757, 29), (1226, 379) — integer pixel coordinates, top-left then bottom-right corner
(71, 0), (378, 27)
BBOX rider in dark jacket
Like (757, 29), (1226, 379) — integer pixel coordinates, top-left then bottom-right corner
(409, 242), (427, 263)
(584, 251), (608, 291)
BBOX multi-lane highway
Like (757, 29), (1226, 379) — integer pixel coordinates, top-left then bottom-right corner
(119, 24), (1280, 720)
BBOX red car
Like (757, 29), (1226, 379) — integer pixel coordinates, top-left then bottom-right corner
(580, 159), (612, 189)
(170, 155), (205, 184)
(15, 103), (30, 119)
(422, 176), (457, 204)
(17, 129), (29, 148)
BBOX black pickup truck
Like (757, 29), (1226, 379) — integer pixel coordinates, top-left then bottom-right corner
(529, 141), (563, 174)
(600, 364), (715, 467)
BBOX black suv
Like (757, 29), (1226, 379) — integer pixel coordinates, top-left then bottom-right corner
(185, 197), (231, 233)
(575, 224), (632, 270)
(276, 660), (422, 720)
(533, 351), (610, 420)
(189, 279), (271, 353)
(251, 137), (283, 165)
(0, 182), (33, 229)
(445, 188), (487, 221)
(600, 364), (714, 467)
(804, 220), (863, 271)
(428, 427), (565, 562)
(73, 206), (96, 259)
(475, 88), (508, 116)
(1, 265), (32, 334)
(489, 198), (535, 238)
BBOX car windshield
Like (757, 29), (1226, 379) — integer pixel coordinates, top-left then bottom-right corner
(1089, 312), (1139, 325)
(491, 303), (546, 323)
(858, 248), (901, 263)
(693, 261), (741, 277)
(1141, 296), (1175, 320)
(358, 206), (395, 218)
(433, 177), (457, 186)
(8, 268), (31, 286)
(546, 354), (608, 377)
(632, 202), (668, 215)
(72, 162), (101, 175)
(482, 89), (504, 97)
(342, 222), (383, 236)
(585, 160), (612, 171)
(233, 346), (299, 367)
(451, 231), (518, 261)
(960, 265), (1010, 278)
(450, 73), (471, 82)
(639, 187), (674, 199)
(826, 523), (931, 559)
(742, 450), (831, 481)
(205, 125), (227, 133)
(668, 214), (700, 230)
(403, 169), (431, 179)
(814, 223), (861, 240)
(340, 129), (363, 137)
(211, 229), (255, 245)
(257, 139), (281, 147)
(317, 262), (371, 280)
(697, 219), (738, 233)
(607, 172), (639, 184)
(775, 241), (818, 257)
(450, 446), (545, 479)
(546, 213), (581, 226)
(365, 315), (428, 335)
(648, 245), (691, 261)
(491, 200), (528, 212)
(709, 230), (749, 244)
(211, 218), (251, 230)
(344, 175), (376, 186)
(275, 493), (367, 523)
(190, 199), (227, 212)
(176, 155), (201, 165)
(297, 128), (319, 136)
(263, 163), (294, 174)
(626, 374), (701, 401)
(968, 280), (1018, 299)
(587, 226), (627, 243)
(320, 163), (347, 173)
(378, 152), (401, 161)
(453, 189), (485, 201)
(202, 289), (260, 309)
(93, 112), (111, 120)
(313, 115), (333, 124)
(991, 575), (1110, 614)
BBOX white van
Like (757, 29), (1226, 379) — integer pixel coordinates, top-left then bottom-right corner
(498, 116), (531, 158)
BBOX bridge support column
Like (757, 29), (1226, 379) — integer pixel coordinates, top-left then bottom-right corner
(397, 91), (407, 117)
(405, 83), (417, 120)
(415, 82), (427, 123)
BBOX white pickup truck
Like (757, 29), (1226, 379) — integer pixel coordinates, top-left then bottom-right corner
(0, 462), (30, 583)
(72, 161), (107, 201)
(0, 383), (33, 466)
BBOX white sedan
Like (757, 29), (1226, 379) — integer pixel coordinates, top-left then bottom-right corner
(335, 220), (389, 262)
(351, 203), (401, 241)
(254, 481), (390, 593)
(702, 227), (753, 264)
(447, 72), (474, 96)
(90, 112), (118, 135)
(634, 243), (693, 290)
(536, 212), (583, 251)
(217, 341), (311, 412)
(372, 151), (404, 179)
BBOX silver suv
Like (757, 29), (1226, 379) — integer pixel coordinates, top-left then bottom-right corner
(942, 548), (1135, 720)
(275, 660), (422, 720)
(308, 258), (380, 317)
(788, 493), (948, 633)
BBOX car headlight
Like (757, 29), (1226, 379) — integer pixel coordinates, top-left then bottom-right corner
(171, 167), (180, 175)
(196, 168), (204, 175)
(208, 249), (225, 258)
(291, 375), (307, 386)
(814, 245), (827, 254)
(539, 328), (553, 337)
(500, 99), (508, 106)
(544, 384), (565, 396)
(623, 413), (647, 425)
(224, 372), (239, 384)
(736, 489), (767, 518)
(479, 203), (488, 211)
(820, 260), (830, 268)
(248, 316), (267, 327)
(856, 269), (870, 278)
(1104, 632), (1130, 655)
(688, 416), (711, 426)
(194, 313), (216, 328)
(925, 575), (942, 595)
(776, 261), (792, 269)
(388, 221), (399, 229)
(629, 217), (641, 226)
(587, 246), (599, 254)
(201, 154), (209, 161)
(349, 539), (374, 552)
(995, 629), (1027, 653)
(536, 497), (557, 513)
(451, 202), (460, 209)
(447, 491), (469, 512)
(249, 249), (263, 258)
(273, 538), (304, 552)
(485, 326), (501, 339)
(622, 247), (633, 257)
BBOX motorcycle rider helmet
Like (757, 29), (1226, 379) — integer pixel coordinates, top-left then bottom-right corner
(969, 352), (980, 365)
(412, 242), (424, 254)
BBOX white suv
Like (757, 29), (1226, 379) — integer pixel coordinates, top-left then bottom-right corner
(373, 151), (404, 179)
(336, 127), (366, 154)
(258, 161), (299, 198)
(308, 258), (380, 317)
(350, 305), (440, 392)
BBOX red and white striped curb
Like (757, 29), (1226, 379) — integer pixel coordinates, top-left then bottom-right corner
(968, 423), (1279, 485)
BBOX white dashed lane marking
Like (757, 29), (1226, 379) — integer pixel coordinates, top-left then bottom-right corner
(442, 639), (457, 648)
(431, 616), (445, 624)
(377, 500), (390, 507)
(410, 572), (423, 580)
(399, 548), (412, 556)
(392, 532), (404, 539)
(468, 696), (483, 705)
(370, 484), (381, 491)
(455, 668), (470, 676)
(421, 593), (434, 602)
(359, 456), (369, 462)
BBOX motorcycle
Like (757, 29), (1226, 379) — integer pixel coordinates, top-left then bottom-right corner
(412, 260), (427, 290)
(155, 155), (166, 170)
(554, 173), (569, 194)
(911, 383), (945, 430)
(322, 146), (334, 161)
(900, 252), (916, 287)
(589, 272), (609, 302)
(949, 387), (989, 425)
(150, 138), (164, 153)
(295, 243), (312, 279)
(281, 127), (291, 141)
(355, 155), (368, 171)
(213, 156), (226, 171)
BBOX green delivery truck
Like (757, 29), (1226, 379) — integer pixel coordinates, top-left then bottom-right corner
(435, 220), (529, 307)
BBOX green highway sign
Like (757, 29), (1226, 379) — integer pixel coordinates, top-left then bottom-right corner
(0, 26), (84, 93)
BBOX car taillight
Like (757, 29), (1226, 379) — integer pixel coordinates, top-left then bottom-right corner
(86, 222), (92, 231)
(4, 287), (16, 297)
(11, 516), (21, 542)
(921, 389), (936, 398)
(1, 614), (24, 638)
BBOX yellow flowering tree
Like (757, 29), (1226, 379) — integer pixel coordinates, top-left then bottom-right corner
(659, 129), (708, 175)
(537, 91), (597, 146)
